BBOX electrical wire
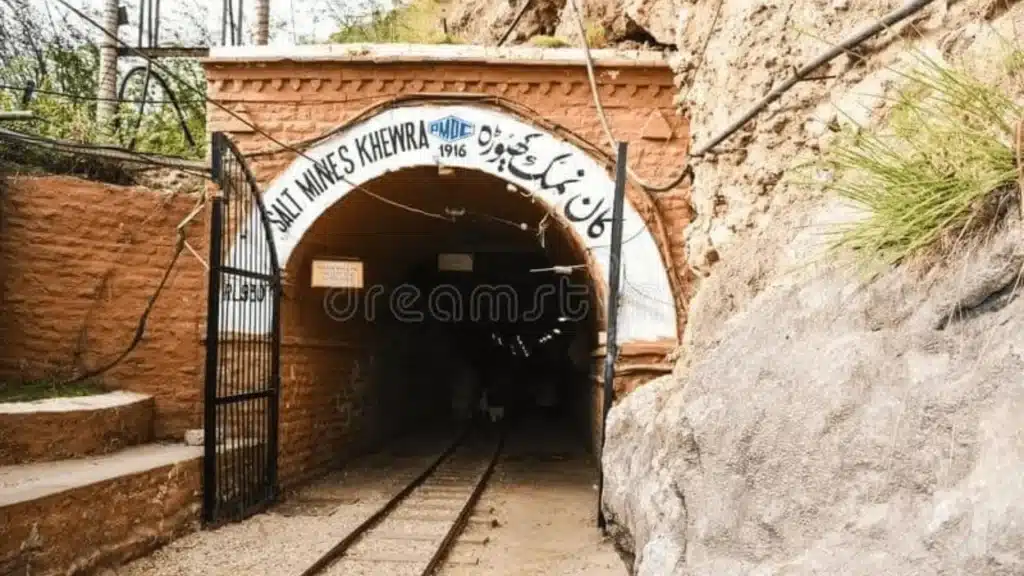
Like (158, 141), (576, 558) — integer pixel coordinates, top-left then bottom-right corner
(54, 0), (454, 224)
(0, 126), (211, 178)
(677, 0), (725, 109)
(566, 0), (692, 193)
(497, 0), (535, 46)
(688, 0), (937, 158)
(0, 82), (418, 106)
(57, 190), (207, 386)
(114, 64), (197, 150)
(0, 82), (203, 104)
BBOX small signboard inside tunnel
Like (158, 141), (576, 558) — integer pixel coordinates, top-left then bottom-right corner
(311, 259), (364, 288)
(438, 253), (473, 272)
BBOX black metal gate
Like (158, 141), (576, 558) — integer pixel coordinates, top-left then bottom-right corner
(203, 132), (281, 525)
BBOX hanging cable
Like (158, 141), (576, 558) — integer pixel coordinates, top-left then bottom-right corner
(566, 0), (692, 193)
(676, 0), (725, 110)
(688, 0), (937, 157)
(0, 126), (211, 177)
(497, 0), (535, 46)
(0, 83), (398, 106)
(55, 0), (454, 224)
(55, 190), (207, 386)
(128, 62), (153, 149)
(113, 65), (197, 150)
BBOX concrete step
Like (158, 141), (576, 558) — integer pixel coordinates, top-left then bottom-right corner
(0, 391), (154, 465)
(0, 442), (203, 576)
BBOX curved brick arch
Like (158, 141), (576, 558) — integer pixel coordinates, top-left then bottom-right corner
(225, 104), (678, 343)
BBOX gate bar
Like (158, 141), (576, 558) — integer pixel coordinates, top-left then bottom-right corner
(202, 191), (224, 524)
(597, 141), (628, 530)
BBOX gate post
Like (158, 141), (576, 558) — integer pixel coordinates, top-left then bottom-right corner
(201, 137), (225, 524)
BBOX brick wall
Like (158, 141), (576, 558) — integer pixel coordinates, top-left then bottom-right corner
(0, 175), (440, 487)
(0, 176), (207, 440)
(203, 57), (694, 340)
(1, 54), (693, 492)
(0, 452), (201, 575)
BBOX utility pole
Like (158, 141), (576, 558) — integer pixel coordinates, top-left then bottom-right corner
(255, 0), (270, 45)
(96, 0), (120, 133)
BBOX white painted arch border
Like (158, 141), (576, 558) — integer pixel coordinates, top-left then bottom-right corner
(223, 104), (677, 343)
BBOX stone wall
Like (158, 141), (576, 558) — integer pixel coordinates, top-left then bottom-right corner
(601, 1), (1024, 575)
(0, 176), (207, 440)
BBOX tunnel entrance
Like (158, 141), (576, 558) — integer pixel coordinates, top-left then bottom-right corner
(288, 165), (601, 448)
(211, 103), (679, 507)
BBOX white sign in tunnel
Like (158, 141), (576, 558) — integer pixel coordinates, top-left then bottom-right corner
(220, 104), (678, 343)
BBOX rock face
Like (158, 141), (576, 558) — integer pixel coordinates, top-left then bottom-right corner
(605, 218), (1024, 574)
(446, 0), (684, 46)
(601, 0), (1024, 574)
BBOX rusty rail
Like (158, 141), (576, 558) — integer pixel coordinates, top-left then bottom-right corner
(297, 425), (504, 576)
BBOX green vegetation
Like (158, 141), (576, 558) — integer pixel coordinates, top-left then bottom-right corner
(585, 22), (609, 49)
(0, 45), (208, 160)
(329, 0), (462, 45)
(1005, 49), (1024, 77)
(0, 377), (106, 403)
(819, 52), (1022, 267)
(528, 35), (572, 48)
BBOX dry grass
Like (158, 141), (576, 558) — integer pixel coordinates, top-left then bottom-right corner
(528, 35), (572, 48)
(819, 51), (1022, 268)
(329, 0), (464, 45)
(585, 22), (609, 49)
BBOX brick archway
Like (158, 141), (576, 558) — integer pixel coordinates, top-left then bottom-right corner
(224, 103), (678, 343)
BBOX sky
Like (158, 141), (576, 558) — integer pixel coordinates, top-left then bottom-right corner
(35, 0), (394, 47)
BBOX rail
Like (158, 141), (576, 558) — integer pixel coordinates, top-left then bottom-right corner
(297, 424), (504, 576)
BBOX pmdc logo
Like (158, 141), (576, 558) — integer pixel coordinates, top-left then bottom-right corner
(429, 115), (475, 142)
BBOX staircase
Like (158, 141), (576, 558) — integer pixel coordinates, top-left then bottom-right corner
(0, 392), (203, 576)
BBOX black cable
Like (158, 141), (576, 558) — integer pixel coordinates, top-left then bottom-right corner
(55, 0), (457, 223)
(497, 0), (534, 47)
(20, 80), (34, 107)
(127, 63), (155, 149)
(0, 127), (211, 178)
(0, 83), (204, 105)
(0, 83), (412, 106)
(690, 0), (937, 157)
(114, 65), (197, 150)
(60, 239), (186, 385)
(57, 0), (303, 156)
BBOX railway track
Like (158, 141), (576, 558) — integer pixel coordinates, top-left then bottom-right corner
(298, 425), (505, 576)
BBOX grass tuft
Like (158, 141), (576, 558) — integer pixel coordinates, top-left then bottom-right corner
(0, 377), (106, 403)
(329, 0), (462, 45)
(585, 22), (609, 49)
(819, 51), (1022, 268)
(528, 35), (572, 48)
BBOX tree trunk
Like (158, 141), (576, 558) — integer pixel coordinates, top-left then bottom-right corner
(95, 0), (120, 134)
(254, 0), (270, 45)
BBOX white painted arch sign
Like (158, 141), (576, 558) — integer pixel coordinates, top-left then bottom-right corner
(222, 104), (677, 343)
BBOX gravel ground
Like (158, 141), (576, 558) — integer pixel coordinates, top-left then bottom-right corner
(109, 420), (627, 576)
(110, 433), (452, 576)
(438, 416), (628, 576)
